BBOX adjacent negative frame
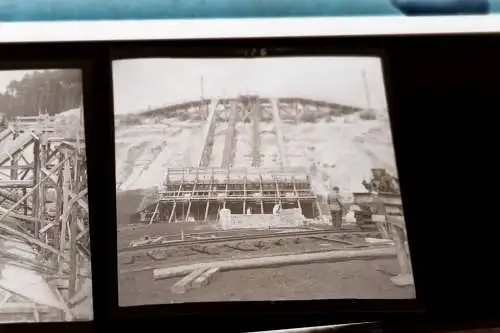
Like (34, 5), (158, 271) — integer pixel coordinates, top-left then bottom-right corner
(0, 43), (103, 333)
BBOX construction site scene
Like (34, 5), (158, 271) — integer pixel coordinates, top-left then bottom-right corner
(113, 57), (415, 306)
(0, 69), (92, 323)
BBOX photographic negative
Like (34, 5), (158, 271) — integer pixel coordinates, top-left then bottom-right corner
(113, 56), (415, 306)
(0, 69), (92, 322)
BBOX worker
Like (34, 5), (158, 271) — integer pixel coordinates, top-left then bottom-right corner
(219, 208), (231, 229)
(328, 186), (343, 229)
(272, 203), (281, 216)
(342, 206), (357, 228)
(371, 191), (390, 239)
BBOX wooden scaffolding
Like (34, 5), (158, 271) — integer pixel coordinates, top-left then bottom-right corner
(0, 113), (91, 322)
(142, 167), (318, 224)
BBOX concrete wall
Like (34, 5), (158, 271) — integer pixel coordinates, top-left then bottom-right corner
(221, 208), (305, 229)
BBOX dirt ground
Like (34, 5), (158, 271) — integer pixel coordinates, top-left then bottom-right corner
(116, 189), (147, 226)
(119, 258), (415, 306)
(117, 190), (415, 306)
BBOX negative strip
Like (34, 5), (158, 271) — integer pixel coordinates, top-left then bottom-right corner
(0, 69), (92, 322)
(113, 56), (415, 306)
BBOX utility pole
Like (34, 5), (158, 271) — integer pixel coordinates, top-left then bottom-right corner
(200, 76), (204, 101)
(362, 70), (372, 110)
(200, 76), (206, 118)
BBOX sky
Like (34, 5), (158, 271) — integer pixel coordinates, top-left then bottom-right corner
(112, 56), (388, 115)
(0, 70), (34, 94)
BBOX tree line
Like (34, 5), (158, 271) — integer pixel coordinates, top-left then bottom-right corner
(0, 69), (82, 120)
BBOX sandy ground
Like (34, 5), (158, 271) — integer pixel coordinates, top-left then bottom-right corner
(116, 159), (413, 308)
(119, 258), (414, 306)
(114, 114), (397, 195)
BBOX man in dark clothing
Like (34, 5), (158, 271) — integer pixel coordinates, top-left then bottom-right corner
(328, 186), (343, 229)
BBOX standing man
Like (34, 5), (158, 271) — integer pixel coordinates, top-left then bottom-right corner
(272, 202), (281, 216)
(272, 202), (281, 230)
(328, 186), (343, 229)
(371, 191), (390, 239)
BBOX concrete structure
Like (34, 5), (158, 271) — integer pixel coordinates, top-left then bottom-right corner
(221, 208), (305, 230)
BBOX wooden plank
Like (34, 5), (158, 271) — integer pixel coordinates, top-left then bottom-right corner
(192, 267), (220, 289)
(386, 216), (406, 229)
(154, 247), (396, 280)
(69, 154), (80, 299)
(0, 303), (56, 315)
(270, 98), (289, 167)
(0, 179), (33, 188)
(170, 268), (208, 294)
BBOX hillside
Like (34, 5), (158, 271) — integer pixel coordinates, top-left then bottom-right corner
(114, 108), (398, 197)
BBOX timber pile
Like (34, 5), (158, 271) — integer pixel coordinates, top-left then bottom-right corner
(170, 267), (221, 294)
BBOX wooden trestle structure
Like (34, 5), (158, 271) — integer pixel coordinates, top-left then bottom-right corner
(135, 95), (337, 224)
(142, 167), (319, 224)
(0, 113), (91, 322)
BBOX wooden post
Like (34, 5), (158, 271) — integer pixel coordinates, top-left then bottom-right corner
(23, 188), (28, 216)
(69, 152), (80, 298)
(53, 167), (63, 266)
(10, 152), (18, 181)
(38, 135), (47, 241)
(391, 224), (411, 276)
(259, 175), (264, 214)
(33, 140), (40, 238)
(243, 169), (247, 214)
(204, 184), (212, 223)
(292, 177), (302, 212)
(59, 151), (71, 261)
(185, 169), (198, 222)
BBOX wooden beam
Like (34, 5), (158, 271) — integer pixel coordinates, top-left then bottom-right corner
(0, 303), (58, 315)
(69, 153), (80, 299)
(192, 267), (220, 288)
(259, 175), (264, 214)
(270, 98), (289, 168)
(32, 140), (41, 239)
(243, 169), (247, 214)
(291, 177), (302, 212)
(0, 154), (72, 256)
(198, 99), (219, 168)
(170, 268), (207, 294)
(149, 202), (160, 225)
(184, 168), (198, 222)
(153, 247), (396, 280)
(250, 98), (262, 167)
(0, 179), (34, 188)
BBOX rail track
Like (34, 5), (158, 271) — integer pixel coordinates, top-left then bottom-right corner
(119, 228), (388, 275)
(119, 229), (380, 254)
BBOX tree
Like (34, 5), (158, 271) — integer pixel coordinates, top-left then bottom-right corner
(0, 69), (82, 119)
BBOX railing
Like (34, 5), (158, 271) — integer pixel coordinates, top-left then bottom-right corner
(164, 167), (311, 183)
(12, 115), (56, 133)
(12, 115), (85, 141)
